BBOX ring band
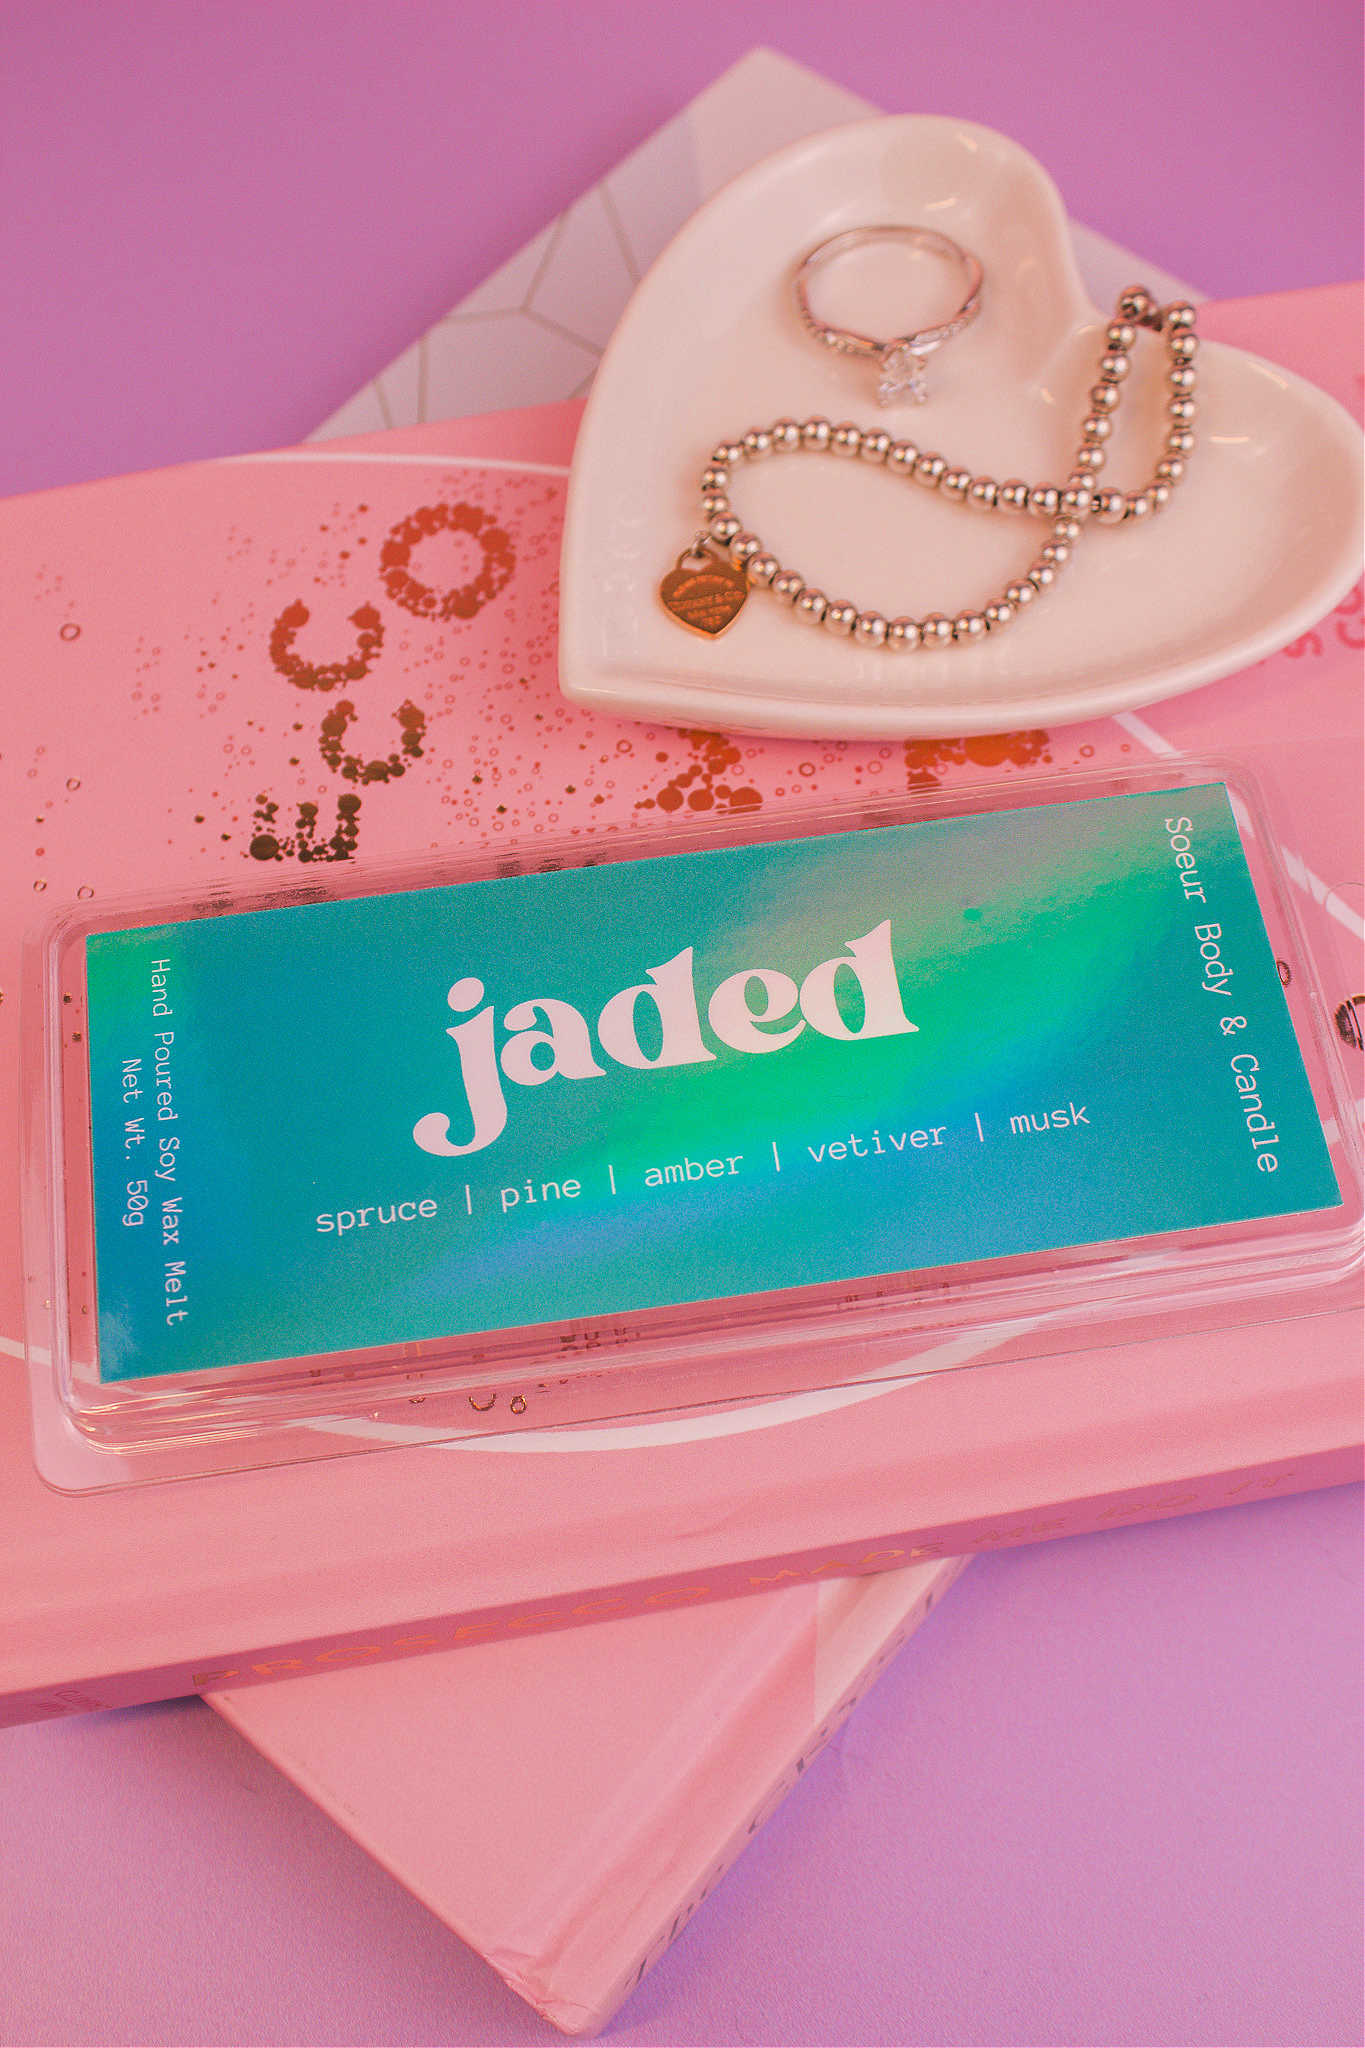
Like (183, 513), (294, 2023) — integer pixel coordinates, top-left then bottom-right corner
(793, 226), (984, 406)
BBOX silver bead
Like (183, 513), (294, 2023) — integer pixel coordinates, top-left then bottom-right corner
(1118, 286), (1157, 325)
(770, 418), (802, 451)
(1089, 383), (1121, 413)
(1106, 321), (1137, 352)
(700, 492), (730, 520)
(1165, 301), (1198, 331)
(969, 476), (999, 509)
(1006, 580), (1037, 607)
(1081, 413), (1112, 444)
(729, 531), (761, 565)
(854, 610), (888, 645)
(888, 440), (920, 475)
(914, 452), (947, 487)
(1053, 516), (1082, 544)
(1150, 481), (1172, 511)
(1028, 485), (1061, 517)
(921, 612), (954, 644)
(1155, 456), (1185, 484)
(832, 422), (863, 457)
(1061, 481), (1094, 518)
(1027, 562), (1056, 591)
(887, 617), (921, 650)
(1169, 332), (1199, 361)
(795, 588), (828, 624)
(801, 418), (831, 450)
(1168, 364), (1197, 393)
(1093, 489), (1127, 524)
(742, 428), (773, 459)
(823, 600), (857, 637)
(859, 429), (892, 464)
(1074, 445), (1106, 473)
(1124, 491), (1153, 521)
(770, 570), (805, 604)
(711, 441), (742, 467)
(747, 551), (781, 586)
(984, 600), (1014, 630)
(1098, 351), (1130, 382)
(701, 464), (729, 492)
(1167, 427), (1196, 455)
(1040, 541), (1070, 567)
(708, 513), (741, 543)
(998, 479), (1030, 512)
(953, 611), (987, 641)
(942, 468), (971, 500)
(1168, 396), (1197, 424)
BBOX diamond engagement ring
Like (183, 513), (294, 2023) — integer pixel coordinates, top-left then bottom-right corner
(793, 226), (984, 406)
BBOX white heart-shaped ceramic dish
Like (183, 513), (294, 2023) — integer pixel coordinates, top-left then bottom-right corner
(560, 116), (1363, 738)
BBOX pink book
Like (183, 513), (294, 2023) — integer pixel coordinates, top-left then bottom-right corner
(1, 287), (1362, 1729)
(212, 1555), (967, 2034)
(204, 269), (1361, 2032)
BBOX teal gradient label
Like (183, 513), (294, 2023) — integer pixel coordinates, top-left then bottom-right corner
(84, 786), (1341, 1380)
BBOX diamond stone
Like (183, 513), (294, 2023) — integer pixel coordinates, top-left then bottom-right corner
(876, 344), (928, 407)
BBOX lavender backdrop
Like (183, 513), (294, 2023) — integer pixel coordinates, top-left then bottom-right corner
(2, 5), (1362, 2046)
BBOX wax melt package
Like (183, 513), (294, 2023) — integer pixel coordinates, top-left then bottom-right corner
(21, 760), (1359, 1491)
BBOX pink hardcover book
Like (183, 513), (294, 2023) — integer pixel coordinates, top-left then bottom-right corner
(211, 1555), (968, 2034)
(1, 286), (1361, 1729)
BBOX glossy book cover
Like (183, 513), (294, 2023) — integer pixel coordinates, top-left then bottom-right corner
(80, 782), (1340, 1383)
(4, 379), (1361, 1698)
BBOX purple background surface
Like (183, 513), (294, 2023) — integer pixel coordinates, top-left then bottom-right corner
(2, 6), (1362, 2046)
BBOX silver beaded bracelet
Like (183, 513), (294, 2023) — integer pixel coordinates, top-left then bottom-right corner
(659, 287), (1199, 647)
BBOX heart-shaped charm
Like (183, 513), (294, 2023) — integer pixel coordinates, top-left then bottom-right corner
(560, 117), (1363, 738)
(660, 551), (748, 636)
